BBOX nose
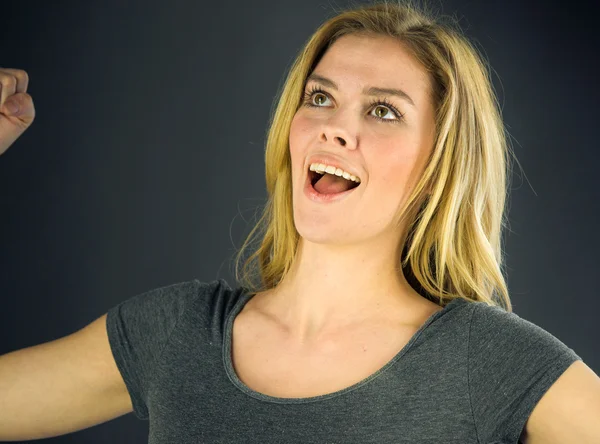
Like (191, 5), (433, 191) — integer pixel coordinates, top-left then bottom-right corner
(321, 133), (349, 147)
(319, 113), (357, 150)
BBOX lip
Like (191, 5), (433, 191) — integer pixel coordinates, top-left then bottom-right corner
(303, 170), (360, 203)
(306, 155), (361, 182)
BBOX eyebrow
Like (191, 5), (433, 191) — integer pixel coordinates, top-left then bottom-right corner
(305, 73), (416, 108)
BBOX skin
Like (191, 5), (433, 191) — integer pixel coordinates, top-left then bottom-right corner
(0, 68), (35, 156)
(247, 33), (439, 345)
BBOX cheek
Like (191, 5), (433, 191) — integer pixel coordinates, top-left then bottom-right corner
(289, 113), (310, 182)
(369, 142), (419, 191)
(289, 113), (313, 159)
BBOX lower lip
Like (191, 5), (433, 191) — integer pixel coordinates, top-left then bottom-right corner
(303, 174), (359, 203)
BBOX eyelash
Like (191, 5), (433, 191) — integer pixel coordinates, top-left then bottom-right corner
(301, 85), (405, 124)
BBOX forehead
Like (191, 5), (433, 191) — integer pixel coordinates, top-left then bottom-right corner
(310, 33), (431, 102)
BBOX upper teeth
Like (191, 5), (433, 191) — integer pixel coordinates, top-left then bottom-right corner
(309, 163), (361, 183)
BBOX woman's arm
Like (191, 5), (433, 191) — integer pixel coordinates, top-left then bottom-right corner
(0, 314), (133, 441)
(521, 360), (600, 443)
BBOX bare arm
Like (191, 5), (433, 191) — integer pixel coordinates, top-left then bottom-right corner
(521, 360), (600, 444)
(0, 314), (133, 441)
(0, 68), (133, 440)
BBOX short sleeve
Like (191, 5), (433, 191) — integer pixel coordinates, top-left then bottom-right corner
(105, 279), (203, 420)
(468, 302), (582, 443)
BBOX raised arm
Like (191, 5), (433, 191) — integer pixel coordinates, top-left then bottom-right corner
(0, 69), (133, 440)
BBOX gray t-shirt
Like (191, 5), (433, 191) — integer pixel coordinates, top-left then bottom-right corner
(106, 278), (581, 444)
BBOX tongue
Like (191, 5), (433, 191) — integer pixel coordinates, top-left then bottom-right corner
(313, 174), (353, 194)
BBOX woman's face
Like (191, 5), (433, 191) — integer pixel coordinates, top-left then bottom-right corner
(289, 33), (436, 246)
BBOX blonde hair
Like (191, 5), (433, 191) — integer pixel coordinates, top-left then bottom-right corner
(234, 0), (516, 311)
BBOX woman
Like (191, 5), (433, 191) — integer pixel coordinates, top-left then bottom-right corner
(0, 1), (598, 443)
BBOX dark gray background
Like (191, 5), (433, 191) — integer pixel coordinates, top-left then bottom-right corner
(0, 0), (598, 442)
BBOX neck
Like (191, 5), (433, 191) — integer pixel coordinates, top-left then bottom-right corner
(253, 230), (426, 342)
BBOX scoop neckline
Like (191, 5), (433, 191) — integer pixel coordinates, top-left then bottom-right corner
(222, 291), (466, 404)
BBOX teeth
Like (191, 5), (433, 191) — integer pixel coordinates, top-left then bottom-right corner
(309, 163), (361, 183)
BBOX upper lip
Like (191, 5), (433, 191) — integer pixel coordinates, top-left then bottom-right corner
(306, 154), (362, 181)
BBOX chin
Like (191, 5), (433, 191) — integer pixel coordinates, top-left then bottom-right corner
(294, 216), (361, 246)
(298, 231), (344, 246)
(291, 191), (372, 246)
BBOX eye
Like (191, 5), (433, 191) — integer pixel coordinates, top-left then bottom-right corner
(371, 104), (396, 122)
(302, 85), (405, 124)
(303, 86), (332, 107)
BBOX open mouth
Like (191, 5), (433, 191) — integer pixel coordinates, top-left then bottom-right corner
(308, 169), (361, 195)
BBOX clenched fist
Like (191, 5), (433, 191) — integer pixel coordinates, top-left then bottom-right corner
(0, 68), (35, 156)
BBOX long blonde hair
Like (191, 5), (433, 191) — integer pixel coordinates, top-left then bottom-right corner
(234, 0), (516, 311)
